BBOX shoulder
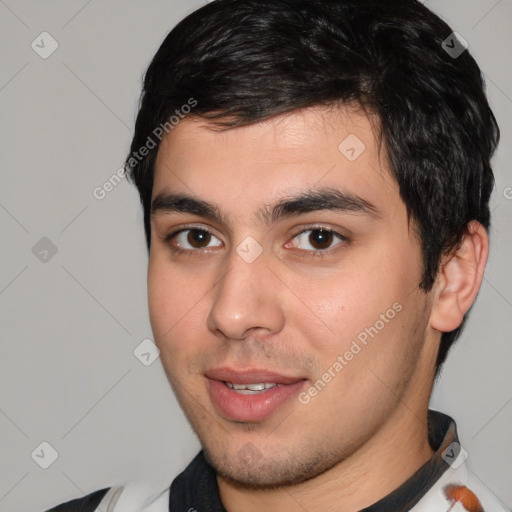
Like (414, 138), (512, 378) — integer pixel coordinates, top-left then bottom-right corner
(45, 478), (171, 512)
(463, 469), (511, 511)
(44, 487), (111, 512)
(411, 461), (510, 511)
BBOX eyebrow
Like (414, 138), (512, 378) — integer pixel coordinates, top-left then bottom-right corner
(150, 187), (380, 229)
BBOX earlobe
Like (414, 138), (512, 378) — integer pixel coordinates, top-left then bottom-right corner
(429, 221), (489, 333)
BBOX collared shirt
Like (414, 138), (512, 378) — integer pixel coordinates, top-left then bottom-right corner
(45, 410), (509, 512)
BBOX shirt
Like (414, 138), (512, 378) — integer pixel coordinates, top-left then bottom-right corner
(44, 410), (510, 512)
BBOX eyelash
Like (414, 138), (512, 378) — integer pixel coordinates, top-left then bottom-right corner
(163, 225), (349, 259)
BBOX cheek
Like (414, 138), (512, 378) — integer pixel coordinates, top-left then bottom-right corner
(147, 256), (172, 339)
(336, 291), (426, 394)
(147, 255), (204, 352)
(294, 266), (404, 352)
(292, 244), (422, 382)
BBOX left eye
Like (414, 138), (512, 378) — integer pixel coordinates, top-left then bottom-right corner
(290, 228), (346, 251)
(172, 229), (222, 250)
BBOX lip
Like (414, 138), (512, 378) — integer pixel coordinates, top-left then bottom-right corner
(205, 367), (305, 385)
(206, 367), (307, 422)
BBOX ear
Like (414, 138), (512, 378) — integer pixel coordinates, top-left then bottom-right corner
(429, 221), (489, 333)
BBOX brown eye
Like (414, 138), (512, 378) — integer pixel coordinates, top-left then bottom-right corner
(308, 229), (334, 250)
(291, 227), (346, 253)
(187, 229), (211, 248)
(169, 228), (222, 252)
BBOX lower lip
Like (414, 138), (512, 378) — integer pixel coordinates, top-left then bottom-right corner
(207, 379), (306, 422)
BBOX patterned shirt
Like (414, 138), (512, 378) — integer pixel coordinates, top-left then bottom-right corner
(45, 410), (509, 512)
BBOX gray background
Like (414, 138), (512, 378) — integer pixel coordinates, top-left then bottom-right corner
(0, 1), (510, 511)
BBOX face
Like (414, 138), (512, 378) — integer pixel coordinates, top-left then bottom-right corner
(148, 104), (435, 488)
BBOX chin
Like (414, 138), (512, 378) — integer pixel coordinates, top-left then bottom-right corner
(202, 442), (336, 489)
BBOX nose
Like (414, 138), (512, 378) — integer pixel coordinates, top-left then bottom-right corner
(206, 245), (285, 341)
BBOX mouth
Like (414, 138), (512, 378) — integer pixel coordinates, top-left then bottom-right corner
(224, 381), (279, 394)
(205, 367), (308, 422)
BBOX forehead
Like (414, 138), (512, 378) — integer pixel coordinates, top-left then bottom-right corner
(152, 104), (399, 224)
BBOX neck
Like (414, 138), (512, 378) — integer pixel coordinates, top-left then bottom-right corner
(218, 404), (434, 512)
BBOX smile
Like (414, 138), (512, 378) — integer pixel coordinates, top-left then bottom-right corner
(225, 382), (278, 393)
(205, 368), (307, 422)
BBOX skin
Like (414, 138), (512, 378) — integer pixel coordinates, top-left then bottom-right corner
(147, 104), (488, 512)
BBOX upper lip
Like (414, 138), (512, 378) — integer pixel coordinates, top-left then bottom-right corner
(205, 367), (306, 385)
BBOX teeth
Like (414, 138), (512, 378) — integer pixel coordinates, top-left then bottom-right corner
(226, 382), (277, 392)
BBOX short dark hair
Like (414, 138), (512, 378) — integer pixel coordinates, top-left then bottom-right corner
(125, 0), (499, 374)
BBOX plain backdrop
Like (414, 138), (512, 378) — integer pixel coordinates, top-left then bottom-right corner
(0, 1), (511, 511)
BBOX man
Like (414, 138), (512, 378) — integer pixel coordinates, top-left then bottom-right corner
(46, 0), (507, 510)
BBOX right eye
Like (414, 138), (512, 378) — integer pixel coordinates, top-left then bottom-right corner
(166, 228), (223, 254)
